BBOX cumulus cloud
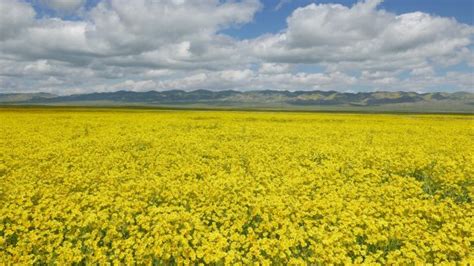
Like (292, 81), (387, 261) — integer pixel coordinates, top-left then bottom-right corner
(0, 0), (472, 94)
(86, 0), (260, 55)
(131, 69), (356, 92)
(1, 0), (264, 80)
(250, 0), (473, 72)
(259, 63), (291, 74)
(0, 0), (35, 41)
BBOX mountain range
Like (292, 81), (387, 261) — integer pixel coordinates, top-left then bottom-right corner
(1, 90), (473, 113)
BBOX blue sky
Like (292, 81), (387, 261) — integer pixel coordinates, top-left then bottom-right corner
(0, 0), (472, 93)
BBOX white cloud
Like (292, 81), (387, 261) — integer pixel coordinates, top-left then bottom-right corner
(259, 63), (291, 74)
(410, 66), (435, 76)
(110, 79), (158, 92)
(0, 0), (35, 41)
(250, 0), (474, 73)
(0, 0), (472, 94)
(85, 0), (261, 56)
(142, 69), (174, 78)
(1, 0), (261, 64)
(147, 69), (356, 91)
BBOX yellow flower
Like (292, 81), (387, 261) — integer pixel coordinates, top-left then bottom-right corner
(0, 109), (472, 264)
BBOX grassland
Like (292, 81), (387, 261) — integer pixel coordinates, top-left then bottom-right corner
(0, 107), (473, 264)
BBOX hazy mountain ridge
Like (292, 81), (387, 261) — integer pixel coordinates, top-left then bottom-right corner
(0, 92), (57, 103)
(1, 90), (473, 112)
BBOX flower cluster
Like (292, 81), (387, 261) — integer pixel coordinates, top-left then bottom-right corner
(0, 109), (472, 264)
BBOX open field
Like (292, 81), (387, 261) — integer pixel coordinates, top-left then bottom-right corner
(2, 104), (474, 116)
(3, 99), (474, 114)
(0, 108), (473, 264)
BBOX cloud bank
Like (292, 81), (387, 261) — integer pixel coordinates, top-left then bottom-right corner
(0, 0), (472, 94)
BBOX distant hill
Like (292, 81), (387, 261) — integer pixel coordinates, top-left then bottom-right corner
(0, 92), (56, 103)
(1, 90), (473, 113)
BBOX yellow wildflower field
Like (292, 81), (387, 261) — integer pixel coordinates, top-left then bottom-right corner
(0, 108), (473, 264)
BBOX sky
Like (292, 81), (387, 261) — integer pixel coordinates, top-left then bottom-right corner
(0, 0), (473, 94)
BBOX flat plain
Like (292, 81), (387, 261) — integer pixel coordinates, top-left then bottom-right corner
(0, 108), (473, 264)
